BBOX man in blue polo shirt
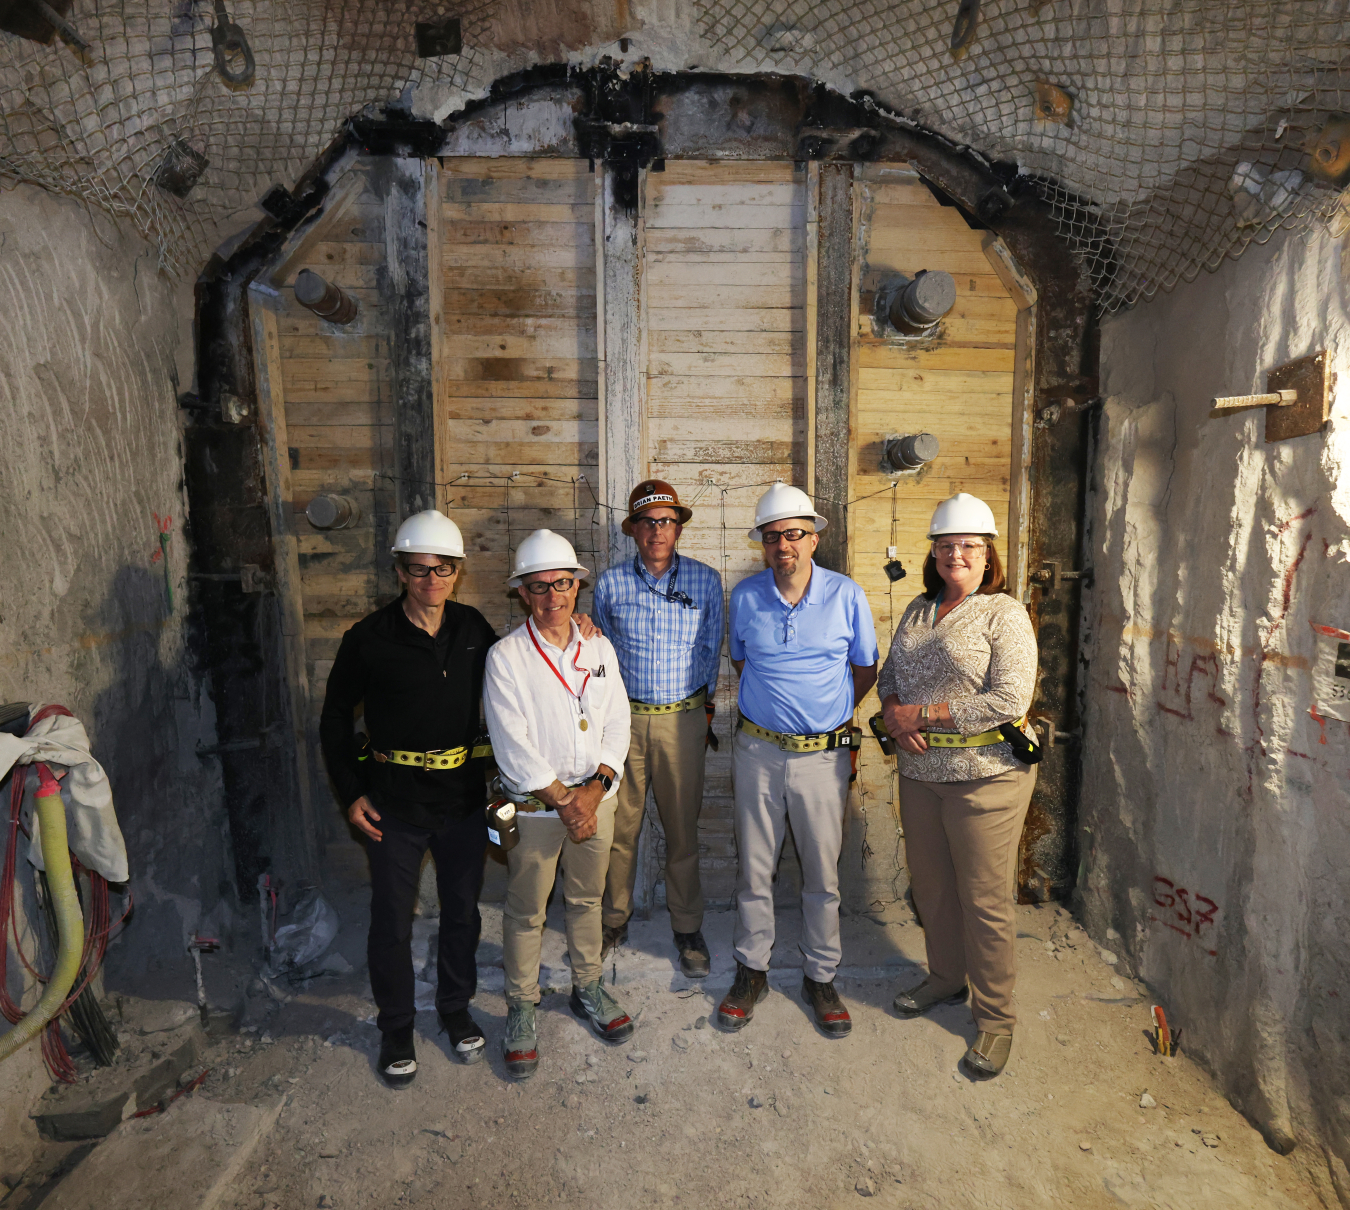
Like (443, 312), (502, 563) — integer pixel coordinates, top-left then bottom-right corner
(717, 482), (878, 1037)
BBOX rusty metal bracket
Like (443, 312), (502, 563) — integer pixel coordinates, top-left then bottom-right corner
(1033, 717), (1081, 747)
(1030, 560), (1093, 596)
(1209, 351), (1331, 441)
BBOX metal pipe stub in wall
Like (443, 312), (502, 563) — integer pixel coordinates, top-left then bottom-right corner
(881, 432), (940, 473)
(305, 494), (360, 530)
(888, 269), (957, 334)
(294, 269), (359, 325)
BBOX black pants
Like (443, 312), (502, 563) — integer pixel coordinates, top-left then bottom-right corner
(366, 807), (487, 1034)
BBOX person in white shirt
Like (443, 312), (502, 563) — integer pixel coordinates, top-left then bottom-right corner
(483, 530), (634, 1080)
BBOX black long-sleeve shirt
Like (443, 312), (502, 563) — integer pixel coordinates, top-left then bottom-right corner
(319, 596), (498, 829)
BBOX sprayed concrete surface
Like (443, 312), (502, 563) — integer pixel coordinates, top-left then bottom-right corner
(1081, 224), (1350, 1180)
(16, 881), (1321, 1210)
(0, 186), (235, 1173)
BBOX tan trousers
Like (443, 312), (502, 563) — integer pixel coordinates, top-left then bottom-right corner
(898, 768), (1037, 1034)
(502, 800), (616, 1003)
(602, 703), (707, 933)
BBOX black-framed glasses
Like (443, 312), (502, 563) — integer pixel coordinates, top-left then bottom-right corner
(761, 528), (812, 545)
(404, 562), (458, 578)
(632, 516), (679, 531)
(522, 577), (576, 595)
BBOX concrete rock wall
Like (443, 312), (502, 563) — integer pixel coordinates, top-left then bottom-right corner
(0, 184), (235, 1177)
(1080, 224), (1350, 1177)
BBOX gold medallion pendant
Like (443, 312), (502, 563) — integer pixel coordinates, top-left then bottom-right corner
(579, 718), (589, 731)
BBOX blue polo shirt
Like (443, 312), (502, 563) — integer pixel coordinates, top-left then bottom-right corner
(729, 564), (879, 735)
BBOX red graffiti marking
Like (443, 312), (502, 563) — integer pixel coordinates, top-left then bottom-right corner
(1309, 703), (1329, 746)
(1106, 684), (1133, 698)
(1155, 638), (1226, 722)
(1149, 876), (1219, 956)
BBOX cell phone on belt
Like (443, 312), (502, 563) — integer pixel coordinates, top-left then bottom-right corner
(868, 712), (896, 756)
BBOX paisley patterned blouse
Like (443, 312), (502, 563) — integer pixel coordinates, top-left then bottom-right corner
(877, 591), (1038, 783)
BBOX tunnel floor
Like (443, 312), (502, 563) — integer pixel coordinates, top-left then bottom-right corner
(14, 840), (1329, 1210)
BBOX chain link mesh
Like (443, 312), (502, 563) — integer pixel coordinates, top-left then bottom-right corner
(2, 2), (1348, 308)
(695, 0), (1350, 310)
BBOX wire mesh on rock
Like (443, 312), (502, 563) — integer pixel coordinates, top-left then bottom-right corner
(1, 1), (1348, 309)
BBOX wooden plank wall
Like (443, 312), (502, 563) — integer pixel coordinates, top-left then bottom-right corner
(643, 160), (809, 906)
(431, 157), (602, 634)
(271, 164), (396, 823)
(849, 165), (1021, 836)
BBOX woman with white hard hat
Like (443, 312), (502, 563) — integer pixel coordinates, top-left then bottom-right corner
(483, 530), (637, 1079)
(319, 509), (499, 1086)
(877, 492), (1039, 1078)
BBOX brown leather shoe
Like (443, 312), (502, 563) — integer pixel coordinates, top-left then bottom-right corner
(716, 961), (768, 1030)
(963, 1031), (1013, 1078)
(801, 976), (852, 1037)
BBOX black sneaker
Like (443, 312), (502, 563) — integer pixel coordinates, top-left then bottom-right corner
(439, 1007), (487, 1065)
(673, 930), (711, 979)
(378, 1024), (417, 1088)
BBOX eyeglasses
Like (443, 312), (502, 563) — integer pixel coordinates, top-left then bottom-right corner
(522, 577), (576, 595)
(403, 562), (458, 578)
(632, 516), (679, 531)
(933, 540), (987, 557)
(761, 528), (812, 545)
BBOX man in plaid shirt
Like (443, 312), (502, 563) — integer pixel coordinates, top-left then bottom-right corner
(593, 480), (724, 977)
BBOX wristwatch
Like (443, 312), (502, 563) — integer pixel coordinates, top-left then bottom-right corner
(587, 771), (614, 792)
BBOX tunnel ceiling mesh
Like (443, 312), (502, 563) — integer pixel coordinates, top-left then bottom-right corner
(1, 0), (1348, 311)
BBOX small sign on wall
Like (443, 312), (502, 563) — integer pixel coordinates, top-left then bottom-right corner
(1312, 622), (1350, 721)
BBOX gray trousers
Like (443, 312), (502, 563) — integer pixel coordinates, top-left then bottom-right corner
(731, 727), (852, 982)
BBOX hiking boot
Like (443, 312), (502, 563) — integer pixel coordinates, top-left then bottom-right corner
(570, 978), (635, 1043)
(377, 1024), (417, 1089)
(892, 979), (969, 1017)
(963, 1031), (1013, 1078)
(674, 930), (711, 979)
(716, 961), (768, 1031)
(502, 1000), (539, 1081)
(801, 976), (852, 1037)
(600, 922), (629, 960)
(439, 1007), (487, 1065)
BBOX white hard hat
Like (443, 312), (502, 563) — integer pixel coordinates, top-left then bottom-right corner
(748, 480), (828, 540)
(509, 529), (590, 587)
(391, 510), (465, 558)
(927, 493), (998, 539)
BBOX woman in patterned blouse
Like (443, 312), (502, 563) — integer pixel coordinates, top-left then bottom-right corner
(878, 492), (1038, 1079)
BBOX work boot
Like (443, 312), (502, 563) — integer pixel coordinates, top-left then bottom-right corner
(502, 1000), (539, 1081)
(801, 976), (852, 1037)
(377, 1024), (417, 1089)
(716, 961), (768, 1031)
(674, 929), (711, 979)
(600, 921), (629, 960)
(892, 978), (969, 1017)
(570, 978), (635, 1044)
(439, 1007), (487, 1065)
(963, 1031), (1013, 1078)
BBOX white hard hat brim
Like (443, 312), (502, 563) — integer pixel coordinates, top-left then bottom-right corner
(508, 565), (591, 588)
(392, 543), (465, 557)
(748, 512), (829, 541)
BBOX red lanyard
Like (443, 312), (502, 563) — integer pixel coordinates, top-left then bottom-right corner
(527, 618), (590, 704)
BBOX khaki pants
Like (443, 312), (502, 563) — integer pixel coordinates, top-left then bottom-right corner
(898, 768), (1037, 1034)
(603, 703), (707, 933)
(731, 727), (852, 982)
(502, 800), (616, 1003)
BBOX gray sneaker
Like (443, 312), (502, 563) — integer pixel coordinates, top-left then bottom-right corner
(569, 978), (635, 1044)
(502, 1000), (539, 1080)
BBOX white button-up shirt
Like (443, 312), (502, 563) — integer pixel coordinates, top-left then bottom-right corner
(483, 617), (631, 817)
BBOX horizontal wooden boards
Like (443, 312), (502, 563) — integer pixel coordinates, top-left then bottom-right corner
(435, 157), (601, 636)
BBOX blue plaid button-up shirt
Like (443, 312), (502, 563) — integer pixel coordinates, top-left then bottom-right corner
(592, 552), (724, 706)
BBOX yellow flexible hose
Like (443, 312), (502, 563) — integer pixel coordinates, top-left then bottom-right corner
(0, 768), (85, 1065)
